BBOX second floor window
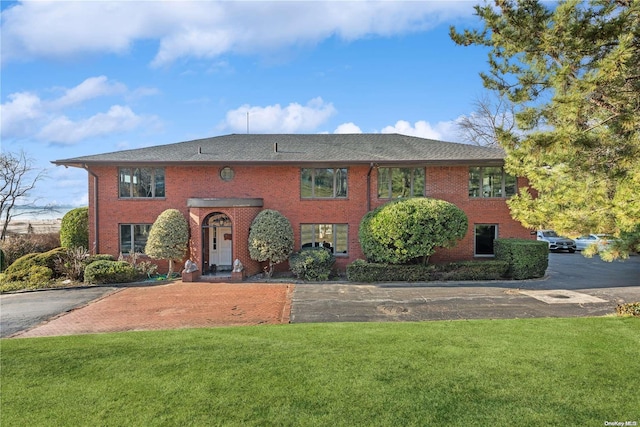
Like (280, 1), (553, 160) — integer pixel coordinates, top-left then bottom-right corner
(301, 168), (347, 198)
(119, 167), (165, 198)
(469, 167), (517, 198)
(377, 167), (425, 199)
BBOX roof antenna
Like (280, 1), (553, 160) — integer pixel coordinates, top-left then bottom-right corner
(246, 112), (249, 134)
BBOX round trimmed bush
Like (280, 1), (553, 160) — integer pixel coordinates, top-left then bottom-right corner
(60, 207), (89, 249)
(359, 198), (468, 264)
(249, 209), (294, 277)
(145, 209), (190, 276)
(84, 260), (137, 284)
(289, 247), (335, 281)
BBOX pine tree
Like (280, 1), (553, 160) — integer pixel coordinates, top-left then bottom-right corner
(451, 0), (640, 259)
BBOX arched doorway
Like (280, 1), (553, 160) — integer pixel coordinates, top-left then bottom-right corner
(202, 212), (232, 274)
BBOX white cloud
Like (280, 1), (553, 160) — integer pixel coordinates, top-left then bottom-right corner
(334, 122), (362, 134)
(381, 119), (459, 142)
(1, 76), (159, 144)
(37, 105), (147, 144)
(0, 91), (44, 138)
(224, 97), (336, 133)
(1, 1), (473, 66)
(49, 76), (126, 109)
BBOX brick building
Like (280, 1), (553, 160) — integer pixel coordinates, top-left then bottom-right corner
(53, 134), (533, 279)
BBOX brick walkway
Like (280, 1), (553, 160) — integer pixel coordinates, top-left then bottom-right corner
(14, 282), (294, 338)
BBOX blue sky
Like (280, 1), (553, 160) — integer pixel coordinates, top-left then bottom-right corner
(1, 1), (491, 207)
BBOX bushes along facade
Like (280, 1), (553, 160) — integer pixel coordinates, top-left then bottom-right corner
(346, 259), (509, 282)
(359, 198), (467, 265)
(289, 247), (336, 281)
(84, 260), (137, 284)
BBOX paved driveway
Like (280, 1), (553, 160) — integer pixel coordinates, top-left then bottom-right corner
(290, 253), (640, 323)
(1, 253), (638, 337)
(0, 286), (117, 338)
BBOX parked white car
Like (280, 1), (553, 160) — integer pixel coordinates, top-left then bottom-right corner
(573, 234), (617, 251)
(536, 230), (576, 253)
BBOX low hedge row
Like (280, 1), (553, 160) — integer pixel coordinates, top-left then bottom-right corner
(346, 259), (510, 283)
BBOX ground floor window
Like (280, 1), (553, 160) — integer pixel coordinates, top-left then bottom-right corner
(300, 224), (348, 255)
(475, 224), (497, 256)
(120, 224), (152, 254)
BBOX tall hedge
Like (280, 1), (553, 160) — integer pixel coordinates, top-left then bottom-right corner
(145, 209), (190, 277)
(359, 198), (468, 264)
(248, 209), (294, 277)
(60, 207), (89, 249)
(494, 238), (549, 280)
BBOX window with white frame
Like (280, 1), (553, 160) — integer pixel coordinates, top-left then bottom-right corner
(301, 168), (347, 198)
(120, 224), (152, 253)
(119, 167), (165, 198)
(300, 224), (348, 255)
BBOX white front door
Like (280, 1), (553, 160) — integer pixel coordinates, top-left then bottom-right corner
(210, 226), (232, 269)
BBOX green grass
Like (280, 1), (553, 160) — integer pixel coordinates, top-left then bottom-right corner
(2, 318), (639, 426)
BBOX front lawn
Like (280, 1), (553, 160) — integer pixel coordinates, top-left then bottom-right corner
(2, 318), (638, 426)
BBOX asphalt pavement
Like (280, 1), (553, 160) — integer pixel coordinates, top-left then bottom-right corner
(290, 253), (640, 323)
(0, 286), (118, 338)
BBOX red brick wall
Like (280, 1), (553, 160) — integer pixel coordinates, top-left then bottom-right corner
(86, 164), (533, 276)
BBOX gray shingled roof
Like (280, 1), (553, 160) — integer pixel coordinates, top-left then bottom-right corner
(52, 133), (505, 167)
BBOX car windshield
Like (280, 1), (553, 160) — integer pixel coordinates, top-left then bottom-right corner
(542, 231), (558, 237)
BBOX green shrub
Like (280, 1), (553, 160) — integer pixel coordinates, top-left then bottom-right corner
(26, 265), (53, 284)
(359, 198), (467, 265)
(84, 260), (137, 284)
(289, 248), (336, 281)
(0, 249), (5, 272)
(346, 259), (509, 282)
(60, 207), (89, 249)
(494, 238), (548, 279)
(145, 209), (189, 277)
(439, 261), (510, 281)
(616, 302), (640, 317)
(0, 265), (54, 291)
(249, 209), (294, 277)
(87, 254), (116, 263)
(3, 247), (66, 282)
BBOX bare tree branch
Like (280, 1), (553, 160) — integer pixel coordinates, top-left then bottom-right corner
(0, 150), (47, 240)
(456, 93), (517, 147)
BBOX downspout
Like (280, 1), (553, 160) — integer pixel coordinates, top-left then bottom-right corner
(366, 163), (374, 212)
(83, 165), (99, 254)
